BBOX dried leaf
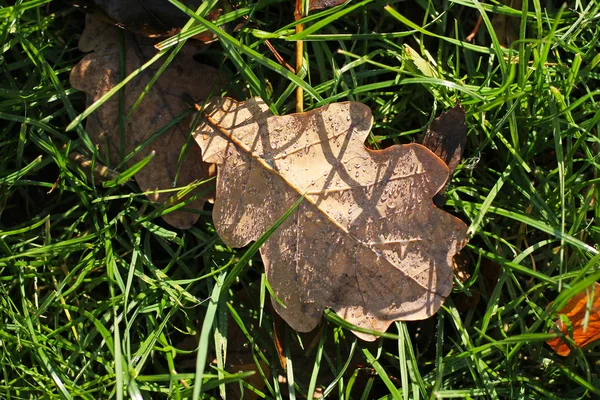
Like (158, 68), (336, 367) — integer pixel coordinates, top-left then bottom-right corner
(308, 0), (347, 12)
(491, 0), (522, 47)
(547, 282), (600, 356)
(194, 97), (468, 340)
(82, 0), (218, 41)
(422, 105), (467, 177)
(422, 105), (467, 208)
(70, 16), (220, 228)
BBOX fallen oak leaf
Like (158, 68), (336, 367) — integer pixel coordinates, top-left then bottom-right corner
(70, 16), (220, 228)
(547, 282), (600, 356)
(194, 97), (468, 340)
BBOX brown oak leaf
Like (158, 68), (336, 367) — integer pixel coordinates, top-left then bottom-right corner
(194, 97), (468, 340)
(70, 16), (220, 228)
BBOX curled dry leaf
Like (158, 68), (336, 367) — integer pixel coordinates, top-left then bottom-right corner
(422, 105), (467, 208)
(547, 282), (600, 356)
(194, 97), (468, 340)
(70, 16), (220, 228)
(422, 105), (467, 177)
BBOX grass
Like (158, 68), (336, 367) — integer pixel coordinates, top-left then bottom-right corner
(1, 0), (600, 398)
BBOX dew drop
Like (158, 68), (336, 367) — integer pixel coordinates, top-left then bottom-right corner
(399, 243), (408, 260)
(354, 163), (360, 169)
(346, 115), (351, 121)
(355, 171), (359, 178)
(328, 115), (333, 121)
(270, 140), (278, 149)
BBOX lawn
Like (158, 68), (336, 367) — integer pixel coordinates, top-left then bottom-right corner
(1, 0), (599, 398)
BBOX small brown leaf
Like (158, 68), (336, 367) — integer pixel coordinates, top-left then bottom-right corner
(308, 0), (347, 12)
(82, 0), (219, 41)
(491, 0), (522, 47)
(70, 16), (220, 228)
(422, 105), (467, 207)
(194, 97), (468, 340)
(547, 282), (600, 356)
(422, 105), (467, 178)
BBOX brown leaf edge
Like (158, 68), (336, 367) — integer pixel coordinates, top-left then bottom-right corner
(546, 282), (600, 356)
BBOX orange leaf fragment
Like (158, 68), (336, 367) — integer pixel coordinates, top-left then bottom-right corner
(546, 282), (600, 356)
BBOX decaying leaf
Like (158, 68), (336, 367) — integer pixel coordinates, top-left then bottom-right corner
(308, 0), (347, 12)
(194, 97), (468, 340)
(422, 105), (467, 207)
(491, 0), (522, 47)
(80, 0), (219, 41)
(547, 282), (600, 356)
(70, 16), (220, 228)
(422, 105), (467, 177)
